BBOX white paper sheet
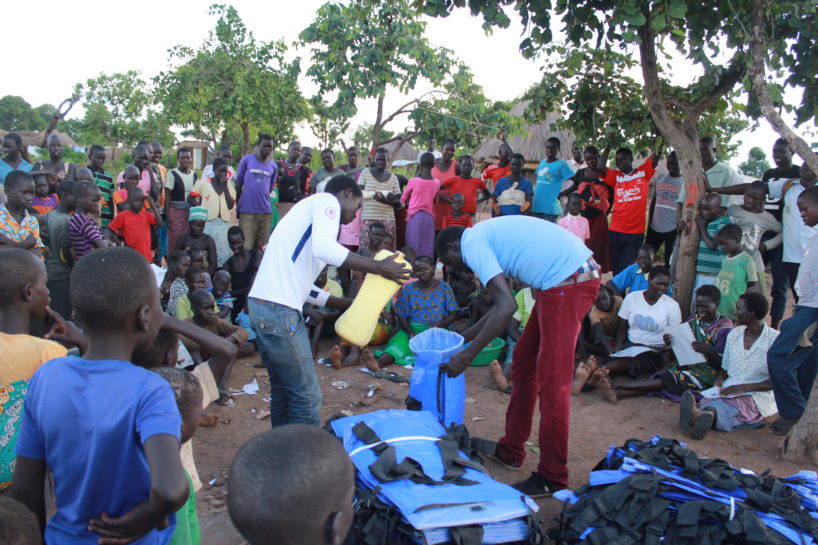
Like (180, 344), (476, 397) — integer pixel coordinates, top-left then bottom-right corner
(666, 323), (706, 366)
(609, 345), (654, 358)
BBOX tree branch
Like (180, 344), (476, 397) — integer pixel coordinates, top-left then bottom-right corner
(749, 0), (818, 172)
(378, 130), (420, 147)
(688, 62), (745, 119)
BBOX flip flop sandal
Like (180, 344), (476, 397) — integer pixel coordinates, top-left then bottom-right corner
(374, 371), (410, 384)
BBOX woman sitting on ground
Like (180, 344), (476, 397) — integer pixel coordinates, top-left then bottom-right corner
(577, 266), (681, 402)
(679, 292), (779, 439)
(575, 284), (733, 401)
(361, 255), (457, 371)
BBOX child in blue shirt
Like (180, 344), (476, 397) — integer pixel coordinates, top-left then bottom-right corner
(492, 153), (533, 216)
(608, 244), (673, 297)
(11, 247), (189, 545)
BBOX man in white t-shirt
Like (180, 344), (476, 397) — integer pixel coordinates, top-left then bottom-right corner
(201, 145), (237, 182)
(247, 175), (408, 427)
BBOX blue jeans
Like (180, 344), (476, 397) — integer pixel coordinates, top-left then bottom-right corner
(767, 306), (818, 420)
(768, 244), (788, 323)
(248, 298), (322, 427)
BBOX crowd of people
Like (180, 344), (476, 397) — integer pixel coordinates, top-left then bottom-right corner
(0, 127), (817, 545)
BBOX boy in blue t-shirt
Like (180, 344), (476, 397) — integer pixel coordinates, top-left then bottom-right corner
(11, 247), (189, 545)
(607, 244), (673, 297)
(492, 153), (533, 216)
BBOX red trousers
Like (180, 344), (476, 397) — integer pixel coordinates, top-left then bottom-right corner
(497, 278), (599, 487)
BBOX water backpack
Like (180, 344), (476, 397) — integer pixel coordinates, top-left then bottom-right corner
(405, 328), (466, 427)
(330, 409), (544, 545)
(551, 436), (818, 544)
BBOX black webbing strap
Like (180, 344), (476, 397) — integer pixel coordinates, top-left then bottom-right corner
(353, 421), (389, 455)
(449, 525), (483, 545)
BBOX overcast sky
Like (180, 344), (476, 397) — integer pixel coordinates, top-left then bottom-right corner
(5, 0), (813, 167)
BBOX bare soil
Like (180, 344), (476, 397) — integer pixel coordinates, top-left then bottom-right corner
(195, 341), (816, 545)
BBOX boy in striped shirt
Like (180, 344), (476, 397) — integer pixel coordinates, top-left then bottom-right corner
(68, 182), (110, 260)
(441, 193), (473, 228)
(680, 192), (732, 294)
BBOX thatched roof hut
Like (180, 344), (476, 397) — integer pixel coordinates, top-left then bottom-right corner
(472, 101), (577, 179)
(380, 139), (420, 164)
(0, 130), (79, 149)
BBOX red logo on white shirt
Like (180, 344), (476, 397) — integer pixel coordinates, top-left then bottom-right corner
(325, 206), (337, 219)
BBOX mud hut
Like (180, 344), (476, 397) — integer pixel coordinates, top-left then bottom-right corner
(0, 130), (79, 149)
(472, 101), (577, 182)
(379, 138), (420, 165)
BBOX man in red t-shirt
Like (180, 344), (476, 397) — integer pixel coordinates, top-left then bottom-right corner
(108, 187), (163, 262)
(442, 155), (489, 217)
(601, 147), (660, 274)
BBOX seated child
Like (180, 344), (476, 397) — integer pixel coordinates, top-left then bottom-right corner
(607, 244), (673, 297)
(360, 256), (457, 371)
(30, 171), (59, 216)
(0, 496), (42, 545)
(184, 290), (254, 381)
(212, 270), (233, 320)
(174, 267), (214, 320)
(176, 208), (217, 278)
(107, 187), (164, 263)
(163, 250), (191, 313)
(589, 266), (681, 403)
(489, 283), (538, 393)
(227, 425), (355, 545)
(577, 284), (623, 361)
(679, 292), (778, 439)
(0, 249), (75, 491)
(558, 193), (590, 243)
(132, 315), (237, 500)
(580, 285), (733, 402)
(441, 193), (473, 228)
(715, 223), (758, 319)
(11, 247), (188, 544)
(187, 248), (214, 290)
(305, 267), (342, 358)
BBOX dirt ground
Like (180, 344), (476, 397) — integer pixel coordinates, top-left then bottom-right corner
(193, 337), (816, 545)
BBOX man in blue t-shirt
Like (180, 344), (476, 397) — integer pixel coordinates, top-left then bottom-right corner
(491, 153), (533, 216)
(436, 216), (600, 499)
(12, 248), (188, 545)
(532, 137), (575, 222)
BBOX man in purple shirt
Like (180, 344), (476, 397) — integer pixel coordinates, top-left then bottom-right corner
(236, 134), (278, 250)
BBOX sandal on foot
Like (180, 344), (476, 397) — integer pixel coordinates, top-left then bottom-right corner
(690, 410), (715, 440)
(679, 391), (695, 431)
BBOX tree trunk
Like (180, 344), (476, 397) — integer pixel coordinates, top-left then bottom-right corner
(371, 95), (385, 153)
(241, 121), (250, 157)
(749, 0), (818, 173)
(781, 377), (818, 463)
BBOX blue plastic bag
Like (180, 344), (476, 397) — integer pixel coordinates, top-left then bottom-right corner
(407, 328), (465, 426)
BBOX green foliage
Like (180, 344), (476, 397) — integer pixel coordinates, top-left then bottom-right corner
(75, 71), (173, 150)
(408, 64), (521, 151)
(738, 146), (772, 177)
(300, 0), (455, 146)
(155, 4), (308, 152)
(0, 95), (50, 131)
(525, 45), (656, 151)
(309, 98), (351, 150)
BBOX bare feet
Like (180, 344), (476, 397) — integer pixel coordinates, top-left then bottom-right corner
(571, 356), (598, 395)
(361, 349), (380, 373)
(198, 413), (219, 428)
(593, 368), (618, 404)
(329, 345), (343, 370)
(488, 360), (510, 392)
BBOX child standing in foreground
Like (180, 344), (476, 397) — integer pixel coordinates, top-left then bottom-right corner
(715, 223), (758, 319)
(132, 315), (237, 545)
(441, 193), (473, 228)
(11, 247), (189, 544)
(30, 172), (59, 216)
(108, 187), (164, 262)
(558, 192), (590, 243)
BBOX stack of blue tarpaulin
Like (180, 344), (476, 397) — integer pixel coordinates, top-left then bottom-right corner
(552, 436), (818, 544)
(330, 409), (543, 545)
